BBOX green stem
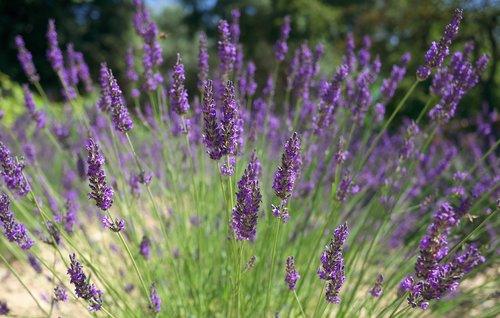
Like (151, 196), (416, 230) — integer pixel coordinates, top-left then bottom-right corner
(264, 218), (282, 313)
(293, 290), (307, 318)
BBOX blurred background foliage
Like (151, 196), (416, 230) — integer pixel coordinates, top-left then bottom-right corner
(0, 0), (498, 128)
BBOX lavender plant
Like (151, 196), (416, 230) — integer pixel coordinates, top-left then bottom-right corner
(0, 4), (498, 318)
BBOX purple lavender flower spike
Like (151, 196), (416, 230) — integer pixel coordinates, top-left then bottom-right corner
(201, 80), (223, 160)
(140, 235), (151, 259)
(149, 283), (161, 313)
(46, 19), (63, 72)
(336, 171), (358, 202)
(198, 32), (209, 90)
(133, 0), (164, 92)
(106, 68), (134, 133)
(170, 53), (190, 116)
(15, 35), (39, 83)
(285, 256), (300, 291)
(126, 47), (139, 82)
(61, 198), (77, 234)
(54, 285), (68, 302)
(358, 35), (371, 68)
(274, 16), (291, 61)
(343, 32), (356, 73)
(86, 138), (114, 211)
(369, 274), (384, 298)
(74, 52), (93, 93)
(0, 142), (31, 197)
(230, 153), (262, 240)
(246, 61), (257, 96)
(97, 63), (112, 113)
(0, 193), (34, 249)
(272, 133), (302, 222)
(317, 222), (349, 304)
(22, 84), (46, 129)
(102, 215), (125, 232)
(230, 9), (241, 44)
(217, 19), (236, 77)
(68, 253), (103, 311)
(417, 8), (463, 81)
(220, 81), (240, 157)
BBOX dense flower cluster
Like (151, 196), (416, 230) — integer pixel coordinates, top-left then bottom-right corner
(149, 283), (161, 313)
(170, 54), (190, 116)
(230, 153), (262, 240)
(86, 138), (114, 211)
(15, 35), (39, 83)
(317, 223), (349, 304)
(0, 193), (34, 249)
(67, 253), (103, 311)
(22, 84), (46, 129)
(0, 142), (30, 197)
(285, 256), (300, 291)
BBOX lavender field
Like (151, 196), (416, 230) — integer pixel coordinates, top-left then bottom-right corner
(0, 1), (499, 317)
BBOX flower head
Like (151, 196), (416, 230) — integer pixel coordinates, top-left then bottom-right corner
(0, 193), (34, 249)
(317, 222), (349, 304)
(170, 53), (190, 116)
(22, 84), (46, 129)
(285, 256), (300, 291)
(106, 68), (134, 133)
(274, 16), (291, 61)
(0, 142), (31, 197)
(149, 283), (161, 313)
(54, 285), (68, 303)
(230, 154), (262, 240)
(68, 253), (102, 311)
(15, 35), (39, 82)
(86, 138), (114, 211)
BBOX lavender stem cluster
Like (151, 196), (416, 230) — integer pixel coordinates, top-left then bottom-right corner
(67, 253), (103, 311)
(0, 193), (34, 250)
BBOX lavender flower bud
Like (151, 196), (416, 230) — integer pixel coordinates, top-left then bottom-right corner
(74, 52), (93, 93)
(201, 80), (223, 160)
(28, 253), (42, 273)
(46, 19), (63, 72)
(102, 215), (125, 232)
(230, 9), (241, 44)
(417, 8), (463, 81)
(169, 53), (190, 116)
(274, 16), (291, 61)
(0, 301), (9, 315)
(149, 283), (161, 313)
(217, 20), (236, 76)
(106, 68), (134, 133)
(86, 138), (114, 211)
(15, 35), (39, 82)
(0, 193), (34, 249)
(97, 63), (112, 113)
(0, 142), (31, 197)
(285, 256), (300, 291)
(220, 81), (240, 156)
(369, 274), (384, 297)
(197, 32), (209, 90)
(67, 253), (103, 311)
(54, 285), (68, 302)
(317, 223), (349, 304)
(140, 235), (151, 259)
(230, 154), (262, 241)
(22, 84), (46, 129)
(125, 47), (139, 82)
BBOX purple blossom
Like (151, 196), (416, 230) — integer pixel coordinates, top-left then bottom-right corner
(106, 68), (134, 133)
(169, 53), (190, 116)
(197, 32), (209, 90)
(343, 32), (356, 72)
(230, 154), (262, 240)
(86, 138), (114, 211)
(417, 8), (463, 81)
(317, 222), (349, 304)
(0, 142), (31, 197)
(369, 274), (384, 298)
(22, 84), (46, 129)
(220, 81), (240, 156)
(217, 20), (237, 76)
(0, 193), (34, 249)
(274, 16), (291, 61)
(102, 215), (125, 232)
(285, 256), (300, 291)
(201, 80), (223, 160)
(68, 253), (103, 311)
(273, 132), (302, 202)
(358, 35), (371, 68)
(381, 52), (411, 100)
(15, 35), (39, 82)
(54, 285), (68, 302)
(46, 19), (63, 72)
(230, 9), (241, 44)
(97, 63), (112, 113)
(336, 171), (358, 202)
(140, 235), (151, 259)
(149, 283), (161, 313)
(66, 43), (79, 87)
